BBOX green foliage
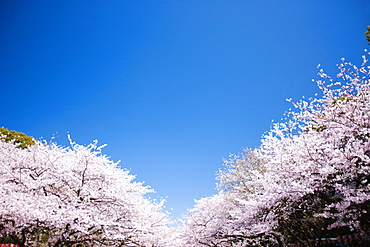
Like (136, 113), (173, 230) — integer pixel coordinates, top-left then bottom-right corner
(332, 95), (351, 104)
(312, 125), (327, 132)
(365, 25), (370, 45)
(0, 127), (35, 149)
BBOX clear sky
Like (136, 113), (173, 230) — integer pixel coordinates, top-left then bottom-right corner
(1, 0), (369, 219)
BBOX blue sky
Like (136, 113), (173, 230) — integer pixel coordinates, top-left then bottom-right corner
(1, 0), (369, 218)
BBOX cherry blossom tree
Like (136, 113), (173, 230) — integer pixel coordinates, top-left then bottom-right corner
(0, 137), (178, 247)
(181, 52), (370, 246)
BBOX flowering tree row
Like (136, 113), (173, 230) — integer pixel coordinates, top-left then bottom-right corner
(2, 53), (370, 246)
(181, 53), (370, 246)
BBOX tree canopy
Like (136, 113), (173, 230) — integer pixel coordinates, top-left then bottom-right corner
(0, 136), (178, 246)
(0, 127), (35, 149)
(365, 25), (370, 45)
(181, 53), (370, 246)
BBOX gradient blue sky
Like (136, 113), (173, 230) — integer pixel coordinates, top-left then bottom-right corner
(1, 1), (369, 219)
